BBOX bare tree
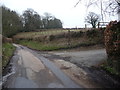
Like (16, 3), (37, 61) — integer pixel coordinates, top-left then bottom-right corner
(85, 12), (100, 28)
(75, 0), (120, 21)
(115, 0), (120, 12)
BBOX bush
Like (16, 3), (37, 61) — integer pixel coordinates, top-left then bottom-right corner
(104, 21), (120, 72)
(49, 35), (55, 41)
(86, 30), (98, 38)
(55, 33), (65, 38)
(70, 31), (84, 38)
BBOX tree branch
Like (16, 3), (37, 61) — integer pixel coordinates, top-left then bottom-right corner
(74, 0), (81, 7)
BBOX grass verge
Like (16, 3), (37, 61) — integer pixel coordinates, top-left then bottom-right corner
(17, 40), (100, 51)
(100, 62), (120, 77)
(2, 43), (16, 70)
(18, 40), (68, 51)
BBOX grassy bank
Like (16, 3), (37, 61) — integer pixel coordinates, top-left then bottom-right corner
(2, 43), (16, 70)
(18, 40), (68, 51)
(100, 62), (120, 76)
(14, 29), (104, 51)
(17, 38), (101, 51)
(13, 29), (83, 39)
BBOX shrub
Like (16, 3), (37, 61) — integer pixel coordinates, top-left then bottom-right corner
(49, 35), (55, 41)
(55, 33), (65, 38)
(70, 31), (84, 38)
(86, 30), (98, 38)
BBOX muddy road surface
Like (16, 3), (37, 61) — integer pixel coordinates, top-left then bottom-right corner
(3, 44), (81, 88)
(3, 44), (120, 88)
(46, 49), (107, 67)
(36, 49), (120, 88)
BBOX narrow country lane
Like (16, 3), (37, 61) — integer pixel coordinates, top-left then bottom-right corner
(4, 44), (81, 88)
(3, 44), (119, 88)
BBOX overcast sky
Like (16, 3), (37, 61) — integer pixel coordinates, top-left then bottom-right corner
(0, 0), (118, 28)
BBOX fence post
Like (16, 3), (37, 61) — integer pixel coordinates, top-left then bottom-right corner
(98, 22), (100, 28)
(68, 29), (71, 47)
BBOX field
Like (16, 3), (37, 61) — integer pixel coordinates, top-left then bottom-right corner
(13, 29), (104, 51)
(13, 29), (85, 39)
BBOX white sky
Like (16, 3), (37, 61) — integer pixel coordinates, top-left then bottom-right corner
(0, 0), (118, 28)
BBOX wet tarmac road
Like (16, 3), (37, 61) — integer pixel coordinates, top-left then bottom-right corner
(3, 44), (120, 88)
(47, 49), (107, 67)
(4, 44), (81, 88)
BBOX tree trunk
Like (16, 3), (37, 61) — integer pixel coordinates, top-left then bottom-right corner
(118, 9), (120, 21)
(118, 2), (120, 21)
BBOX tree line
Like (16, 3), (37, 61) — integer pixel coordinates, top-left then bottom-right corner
(2, 6), (63, 37)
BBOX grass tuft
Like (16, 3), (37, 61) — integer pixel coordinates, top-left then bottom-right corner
(100, 62), (120, 76)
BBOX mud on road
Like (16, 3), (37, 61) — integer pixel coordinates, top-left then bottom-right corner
(2, 44), (120, 88)
(2, 44), (81, 88)
(36, 49), (120, 88)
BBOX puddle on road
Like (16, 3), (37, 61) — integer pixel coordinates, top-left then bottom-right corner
(48, 83), (64, 88)
(14, 77), (39, 88)
(2, 63), (16, 88)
